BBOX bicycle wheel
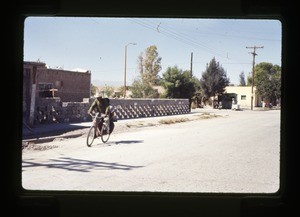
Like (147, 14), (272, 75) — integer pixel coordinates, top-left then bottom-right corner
(101, 123), (110, 143)
(86, 126), (96, 147)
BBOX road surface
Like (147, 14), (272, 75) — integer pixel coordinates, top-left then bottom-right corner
(22, 108), (280, 193)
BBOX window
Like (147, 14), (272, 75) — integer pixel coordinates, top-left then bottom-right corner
(38, 83), (53, 98)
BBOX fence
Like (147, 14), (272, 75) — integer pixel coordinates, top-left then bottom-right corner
(31, 98), (190, 125)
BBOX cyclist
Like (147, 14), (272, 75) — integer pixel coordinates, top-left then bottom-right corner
(88, 93), (105, 115)
(88, 93), (105, 136)
(103, 98), (116, 134)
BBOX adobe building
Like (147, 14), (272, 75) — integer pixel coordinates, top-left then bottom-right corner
(23, 61), (91, 125)
(23, 61), (91, 102)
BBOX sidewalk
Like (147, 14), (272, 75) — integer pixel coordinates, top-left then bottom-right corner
(22, 122), (91, 141)
(22, 112), (196, 141)
(21, 117), (168, 144)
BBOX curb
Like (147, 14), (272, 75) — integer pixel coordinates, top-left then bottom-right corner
(22, 133), (85, 144)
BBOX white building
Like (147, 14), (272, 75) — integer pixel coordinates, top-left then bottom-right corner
(225, 86), (262, 109)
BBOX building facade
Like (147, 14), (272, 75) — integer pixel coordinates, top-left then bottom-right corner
(225, 86), (262, 108)
(23, 61), (91, 125)
(23, 61), (91, 102)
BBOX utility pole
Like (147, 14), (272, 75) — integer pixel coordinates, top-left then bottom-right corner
(123, 43), (136, 98)
(246, 46), (264, 110)
(190, 52), (193, 76)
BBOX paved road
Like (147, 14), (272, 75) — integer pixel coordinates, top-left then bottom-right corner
(22, 109), (280, 193)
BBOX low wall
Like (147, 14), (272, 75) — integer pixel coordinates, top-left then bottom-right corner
(32, 98), (190, 125)
(111, 98), (189, 119)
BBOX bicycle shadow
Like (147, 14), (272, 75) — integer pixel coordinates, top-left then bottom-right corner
(114, 140), (144, 145)
(92, 140), (144, 147)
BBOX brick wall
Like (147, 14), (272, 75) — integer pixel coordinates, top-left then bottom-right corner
(36, 68), (91, 102)
(23, 61), (91, 104)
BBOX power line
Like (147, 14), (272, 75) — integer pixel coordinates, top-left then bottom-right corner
(128, 18), (228, 59)
(246, 45), (264, 110)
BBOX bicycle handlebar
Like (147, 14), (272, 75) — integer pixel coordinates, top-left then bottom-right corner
(89, 112), (107, 119)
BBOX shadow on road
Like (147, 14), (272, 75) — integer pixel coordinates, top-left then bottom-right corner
(114, 140), (144, 145)
(91, 140), (144, 147)
(22, 157), (144, 172)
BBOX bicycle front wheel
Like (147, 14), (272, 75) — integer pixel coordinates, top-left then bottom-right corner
(86, 126), (96, 147)
(101, 124), (110, 143)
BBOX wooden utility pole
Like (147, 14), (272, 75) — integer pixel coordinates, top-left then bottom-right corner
(246, 46), (264, 110)
(123, 43), (136, 98)
(190, 52), (193, 76)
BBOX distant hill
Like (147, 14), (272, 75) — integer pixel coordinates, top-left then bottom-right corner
(91, 79), (124, 87)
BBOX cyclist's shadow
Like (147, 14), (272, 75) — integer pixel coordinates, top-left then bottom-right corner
(93, 140), (144, 147)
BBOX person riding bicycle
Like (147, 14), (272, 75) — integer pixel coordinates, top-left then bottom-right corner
(103, 98), (116, 134)
(86, 97), (116, 146)
(88, 93), (105, 115)
(88, 93), (105, 136)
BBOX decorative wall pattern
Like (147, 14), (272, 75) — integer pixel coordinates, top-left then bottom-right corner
(33, 98), (190, 125)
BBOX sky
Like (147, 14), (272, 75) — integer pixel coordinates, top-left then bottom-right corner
(24, 17), (281, 86)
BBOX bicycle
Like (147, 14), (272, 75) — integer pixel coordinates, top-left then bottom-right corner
(86, 112), (114, 147)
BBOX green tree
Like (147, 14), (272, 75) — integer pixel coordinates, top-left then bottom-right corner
(254, 62), (281, 104)
(131, 45), (162, 98)
(246, 71), (252, 86)
(90, 83), (98, 96)
(199, 57), (230, 100)
(103, 84), (114, 98)
(138, 45), (162, 85)
(130, 77), (156, 98)
(239, 71), (246, 86)
(160, 65), (199, 110)
(192, 78), (203, 107)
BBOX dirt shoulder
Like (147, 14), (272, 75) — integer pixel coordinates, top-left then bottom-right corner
(70, 112), (221, 136)
(22, 112), (223, 149)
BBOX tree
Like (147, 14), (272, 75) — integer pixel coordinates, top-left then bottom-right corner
(131, 45), (162, 98)
(90, 83), (98, 96)
(103, 85), (114, 98)
(138, 45), (162, 85)
(160, 66), (195, 97)
(247, 72), (252, 86)
(239, 71), (246, 86)
(254, 62), (281, 105)
(192, 76), (204, 107)
(160, 66), (199, 110)
(130, 77), (156, 98)
(199, 57), (230, 101)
